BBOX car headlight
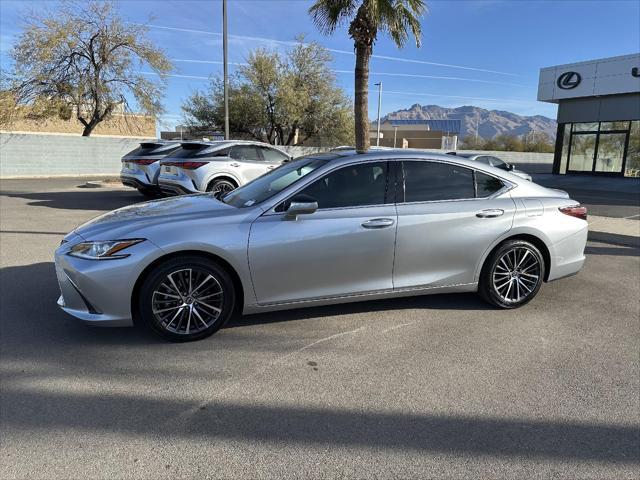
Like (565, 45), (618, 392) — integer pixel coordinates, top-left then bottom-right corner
(69, 239), (145, 260)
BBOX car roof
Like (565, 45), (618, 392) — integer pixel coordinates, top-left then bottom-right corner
(299, 148), (519, 177)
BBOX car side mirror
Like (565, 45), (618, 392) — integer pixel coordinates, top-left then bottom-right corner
(284, 194), (318, 220)
(506, 163), (514, 171)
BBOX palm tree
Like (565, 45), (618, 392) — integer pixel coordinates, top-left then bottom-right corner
(309, 0), (426, 152)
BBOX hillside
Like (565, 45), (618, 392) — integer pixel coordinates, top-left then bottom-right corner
(383, 104), (557, 140)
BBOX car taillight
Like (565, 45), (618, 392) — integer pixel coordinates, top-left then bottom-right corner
(559, 205), (587, 220)
(122, 159), (158, 165)
(161, 161), (207, 170)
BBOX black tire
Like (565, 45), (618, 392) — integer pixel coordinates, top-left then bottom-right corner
(479, 239), (545, 309)
(139, 256), (236, 342)
(137, 188), (159, 198)
(207, 178), (237, 199)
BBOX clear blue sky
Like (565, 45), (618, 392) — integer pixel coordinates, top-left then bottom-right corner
(1, 0), (639, 130)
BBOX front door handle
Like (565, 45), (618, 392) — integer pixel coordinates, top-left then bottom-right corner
(361, 218), (395, 229)
(476, 209), (504, 218)
(267, 165), (277, 170)
(230, 162), (240, 167)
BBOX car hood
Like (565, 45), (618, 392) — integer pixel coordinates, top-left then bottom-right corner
(70, 194), (238, 240)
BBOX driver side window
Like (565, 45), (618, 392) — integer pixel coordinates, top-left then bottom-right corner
(296, 162), (388, 209)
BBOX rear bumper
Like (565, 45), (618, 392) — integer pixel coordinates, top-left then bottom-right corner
(120, 174), (159, 192)
(547, 223), (588, 281)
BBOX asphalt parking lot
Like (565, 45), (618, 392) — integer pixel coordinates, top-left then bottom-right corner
(1, 178), (639, 479)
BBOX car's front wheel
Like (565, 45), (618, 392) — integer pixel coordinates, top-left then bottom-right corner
(479, 239), (545, 309)
(139, 256), (236, 341)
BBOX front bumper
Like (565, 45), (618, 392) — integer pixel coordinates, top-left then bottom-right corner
(54, 239), (162, 327)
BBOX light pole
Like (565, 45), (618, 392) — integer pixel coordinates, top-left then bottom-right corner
(393, 125), (397, 148)
(374, 82), (382, 147)
(223, 0), (229, 140)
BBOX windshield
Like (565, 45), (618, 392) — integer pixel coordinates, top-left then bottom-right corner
(222, 157), (329, 208)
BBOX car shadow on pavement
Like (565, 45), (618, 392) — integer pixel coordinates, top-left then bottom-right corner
(1, 188), (144, 211)
(0, 261), (490, 348)
(233, 292), (492, 329)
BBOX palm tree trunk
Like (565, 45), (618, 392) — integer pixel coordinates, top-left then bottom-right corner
(354, 41), (371, 153)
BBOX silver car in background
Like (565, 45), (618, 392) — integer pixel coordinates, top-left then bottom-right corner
(55, 149), (588, 342)
(158, 140), (291, 197)
(448, 152), (533, 181)
(120, 141), (181, 197)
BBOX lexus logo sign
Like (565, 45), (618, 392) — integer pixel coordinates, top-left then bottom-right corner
(557, 71), (581, 89)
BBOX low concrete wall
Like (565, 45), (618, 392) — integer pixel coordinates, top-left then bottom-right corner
(0, 133), (552, 178)
(0, 133), (152, 178)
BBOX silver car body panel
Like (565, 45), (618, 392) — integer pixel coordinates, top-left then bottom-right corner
(55, 150), (587, 326)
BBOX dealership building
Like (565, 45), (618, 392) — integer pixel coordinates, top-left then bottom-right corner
(538, 53), (640, 177)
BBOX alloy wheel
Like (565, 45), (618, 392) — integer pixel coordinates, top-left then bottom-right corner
(491, 246), (541, 304)
(211, 180), (236, 199)
(152, 268), (224, 335)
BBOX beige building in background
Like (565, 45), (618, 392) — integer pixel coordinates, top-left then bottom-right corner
(371, 119), (460, 149)
(2, 111), (156, 138)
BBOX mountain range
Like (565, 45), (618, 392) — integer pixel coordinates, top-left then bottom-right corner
(382, 104), (557, 140)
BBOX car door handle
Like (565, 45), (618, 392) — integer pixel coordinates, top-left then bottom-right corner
(476, 209), (504, 218)
(230, 162), (240, 167)
(267, 165), (277, 170)
(361, 218), (395, 229)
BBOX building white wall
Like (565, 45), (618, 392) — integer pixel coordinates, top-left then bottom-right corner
(538, 53), (640, 103)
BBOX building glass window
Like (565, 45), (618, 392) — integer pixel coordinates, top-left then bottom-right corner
(625, 121), (640, 178)
(600, 121), (630, 131)
(559, 124), (570, 174)
(568, 134), (598, 171)
(573, 122), (599, 132)
(595, 133), (626, 173)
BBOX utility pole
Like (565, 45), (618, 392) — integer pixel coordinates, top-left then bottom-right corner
(223, 0), (229, 140)
(393, 125), (397, 148)
(375, 82), (382, 147)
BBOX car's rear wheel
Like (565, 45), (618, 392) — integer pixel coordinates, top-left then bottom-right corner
(139, 256), (235, 342)
(479, 239), (545, 309)
(207, 178), (237, 199)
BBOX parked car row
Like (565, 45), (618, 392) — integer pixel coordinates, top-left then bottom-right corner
(121, 140), (292, 198)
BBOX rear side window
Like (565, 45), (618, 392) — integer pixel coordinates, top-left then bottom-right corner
(231, 145), (260, 161)
(475, 172), (505, 197)
(261, 147), (289, 163)
(403, 161), (474, 202)
(298, 162), (388, 209)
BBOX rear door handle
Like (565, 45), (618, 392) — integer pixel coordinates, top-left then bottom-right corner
(230, 162), (240, 167)
(476, 209), (504, 218)
(267, 165), (277, 170)
(361, 218), (395, 229)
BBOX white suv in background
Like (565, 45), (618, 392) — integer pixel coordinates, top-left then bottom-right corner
(120, 141), (181, 197)
(158, 141), (292, 197)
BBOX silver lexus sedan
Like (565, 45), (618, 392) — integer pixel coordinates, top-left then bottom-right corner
(55, 150), (588, 342)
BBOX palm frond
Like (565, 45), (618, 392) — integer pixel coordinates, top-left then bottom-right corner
(375, 0), (426, 48)
(308, 0), (359, 34)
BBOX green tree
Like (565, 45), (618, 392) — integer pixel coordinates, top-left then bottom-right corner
(181, 40), (354, 146)
(309, 0), (426, 152)
(8, 0), (171, 136)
